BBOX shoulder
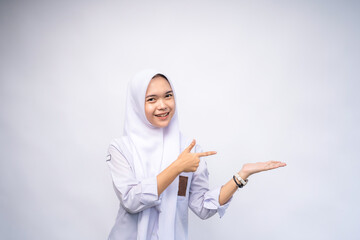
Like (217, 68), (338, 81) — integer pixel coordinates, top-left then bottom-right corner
(107, 137), (135, 168)
(109, 136), (130, 148)
(108, 136), (132, 156)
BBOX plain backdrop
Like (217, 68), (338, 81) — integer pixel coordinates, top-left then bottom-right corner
(1, 0), (359, 239)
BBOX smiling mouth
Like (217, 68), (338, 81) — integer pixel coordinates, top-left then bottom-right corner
(155, 112), (169, 117)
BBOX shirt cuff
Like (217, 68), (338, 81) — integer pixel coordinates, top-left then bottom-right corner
(203, 187), (232, 218)
(140, 177), (161, 206)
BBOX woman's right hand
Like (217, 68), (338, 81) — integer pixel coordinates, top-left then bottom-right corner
(175, 140), (217, 173)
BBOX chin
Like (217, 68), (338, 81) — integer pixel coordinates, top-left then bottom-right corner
(151, 117), (172, 128)
(155, 121), (170, 128)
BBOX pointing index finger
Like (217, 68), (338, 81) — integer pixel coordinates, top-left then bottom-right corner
(197, 151), (217, 157)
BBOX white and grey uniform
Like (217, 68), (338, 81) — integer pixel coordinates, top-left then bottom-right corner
(107, 135), (231, 240)
(106, 69), (231, 240)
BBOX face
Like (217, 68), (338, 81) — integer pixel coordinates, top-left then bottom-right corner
(145, 76), (175, 128)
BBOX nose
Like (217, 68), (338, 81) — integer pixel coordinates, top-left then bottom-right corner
(157, 98), (167, 110)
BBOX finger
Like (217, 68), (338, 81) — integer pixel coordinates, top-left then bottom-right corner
(267, 161), (286, 166)
(185, 139), (196, 153)
(268, 162), (287, 169)
(270, 161), (286, 166)
(197, 151), (217, 157)
(268, 160), (282, 164)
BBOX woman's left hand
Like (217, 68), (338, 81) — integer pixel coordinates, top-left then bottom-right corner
(239, 161), (286, 179)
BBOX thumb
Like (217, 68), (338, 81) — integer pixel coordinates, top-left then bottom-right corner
(185, 139), (196, 153)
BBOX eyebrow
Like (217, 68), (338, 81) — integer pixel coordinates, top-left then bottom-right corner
(146, 90), (173, 98)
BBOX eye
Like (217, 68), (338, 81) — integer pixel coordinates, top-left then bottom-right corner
(165, 93), (173, 98)
(146, 98), (156, 102)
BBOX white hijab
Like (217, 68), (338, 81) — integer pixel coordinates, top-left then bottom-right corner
(118, 69), (180, 239)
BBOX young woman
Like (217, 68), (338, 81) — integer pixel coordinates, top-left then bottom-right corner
(106, 69), (286, 240)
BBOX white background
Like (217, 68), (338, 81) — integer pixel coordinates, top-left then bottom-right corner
(1, 0), (359, 239)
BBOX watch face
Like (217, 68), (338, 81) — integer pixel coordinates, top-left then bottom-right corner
(233, 176), (242, 188)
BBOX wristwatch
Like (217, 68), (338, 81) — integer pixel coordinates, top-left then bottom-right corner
(234, 173), (248, 188)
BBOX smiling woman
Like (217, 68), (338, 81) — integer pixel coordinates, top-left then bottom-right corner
(145, 75), (175, 128)
(106, 69), (286, 240)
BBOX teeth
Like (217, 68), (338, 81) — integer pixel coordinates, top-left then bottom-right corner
(157, 112), (169, 117)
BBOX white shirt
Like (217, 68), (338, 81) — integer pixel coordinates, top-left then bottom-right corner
(107, 136), (231, 240)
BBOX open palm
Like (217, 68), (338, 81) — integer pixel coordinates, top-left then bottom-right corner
(241, 161), (286, 178)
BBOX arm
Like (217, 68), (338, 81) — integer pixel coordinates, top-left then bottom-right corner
(108, 140), (215, 214)
(188, 144), (231, 220)
(107, 145), (160, 214)
(219, 161), (287, 205)
(157, 139), (216, 195)
(188, 158), (221, 220)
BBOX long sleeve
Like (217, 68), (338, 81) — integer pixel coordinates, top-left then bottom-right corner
(107, 145), (161, 214)
(188, 145), (232, 220)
